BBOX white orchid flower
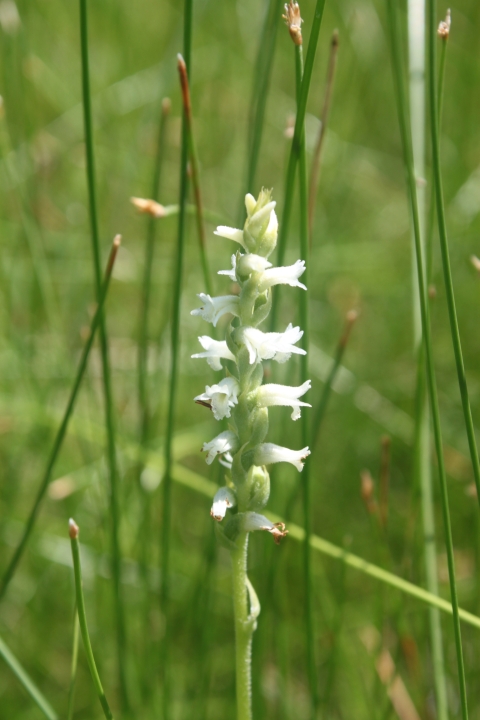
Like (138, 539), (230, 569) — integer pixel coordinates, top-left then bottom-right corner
(218, 254), (238, 282)
(191, 293), (240, 327)
(214, 226), (245, 248)
(195, 376), (240, 420)
(202, 431), (239, 465)
(254, 443), (311, 471)
(254, 380), (311, 420)
(192, 336), (236, 371)
(242, 323), (306, 365)
(242, 512), (288, 544)
(258, 259), (306, 292)
(210, 487), (237, 521)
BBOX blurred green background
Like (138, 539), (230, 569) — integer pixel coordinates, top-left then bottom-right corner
(1, 0), (480, 717)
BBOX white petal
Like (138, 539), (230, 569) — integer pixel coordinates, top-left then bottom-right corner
(202, 431), (239, 465)
(242, 512), (288, 544)
(211, 487), (237, 521)
(245, 194), (256, 216)
(218, 254), (237, 281)
(195, 377), (240, 421)
(254, 380), (311, 420)
(191, 293), (240, 326)
(254, 443), (310, 471)
(191, 336), (235, 370)
(214, 226), (245, 247)
(259, 260), (307, 292)
(241, 325), (306, 365)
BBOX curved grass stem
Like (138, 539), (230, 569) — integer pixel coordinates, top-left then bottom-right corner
(0, 633), (58, 720)
(69, 520), (114, 720)
(78, 0), (129, 709)
(0, 237), (121, 601)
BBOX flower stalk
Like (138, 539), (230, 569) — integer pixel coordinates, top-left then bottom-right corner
(192, 190), (310, 719)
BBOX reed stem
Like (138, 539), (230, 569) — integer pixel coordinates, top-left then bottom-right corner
(295, 39), (318, 717)
(160, 1), (193, 715)
(308, 29), (339, 242)
(177, 54), (213, 296)
(66, 611), (80, 720)
(271, 0), (327, 330)
(428, 4), (480, 502)
(386, 1), (469, 717)
(0, 633), (58, 720)
(0, 237), (121, 601)
(69, 520), (114, 720)
(78, 0), (129, 709)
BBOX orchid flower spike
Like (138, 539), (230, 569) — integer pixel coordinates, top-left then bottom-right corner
(192, 189), (311, 553)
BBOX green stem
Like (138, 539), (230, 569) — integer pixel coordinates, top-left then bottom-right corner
(295, 41), (317, 717)
(428, 1), (480, 502)
(69, 520), (114, 720)
(231, 532), (253, 720)
(271, 0), (326, 330)
(242, 0), (284, 210)
(66, 610), (80, 720)
(138, 97), (170, 452)
(308, 29), (339, 242)
(0, 633), (58, 720)
(177, 54), (213, 296)
(386, 1), (469, 717)
(161, 1), (193, 715)
(0, 237), (121, 601)
(409, 1), (448, 714)
(78, 0), (129, 710)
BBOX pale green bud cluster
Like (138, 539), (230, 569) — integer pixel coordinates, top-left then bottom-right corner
(192, 190), (311, 545)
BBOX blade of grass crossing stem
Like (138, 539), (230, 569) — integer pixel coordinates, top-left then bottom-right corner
(271, 0), (326, 331)
(408, 0), (448, 716)
(78, 1), (129, 710)
(161, 1), (193, 716)
(177, 54), (213, 296)
(294, 36), (318, 716)
(138, 97), (170, 452)
(308, 29), (339, 242)
(0, 237), (121, 601)
(69, 520), (114, 720)
(67, 611), (80, 720)
(428, 3), (480, 501)
(385, 1), (469, 717)
(0, 633), (58, 720)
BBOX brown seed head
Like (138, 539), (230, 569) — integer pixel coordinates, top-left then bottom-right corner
(471, 255), (480, 273)
(282, 0), (303, 46)
(131, 197), (165, 218)
(69, 518), (79, 540)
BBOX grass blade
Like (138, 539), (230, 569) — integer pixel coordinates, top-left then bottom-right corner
(66, 610), (80, 720)
(308, 29), (339, 242)
(271, 0), (327, 330)
(177, 53), (213, 296)
(385, 1), (469, 717)
(160, 1), (193, 715)
(69, 519), (114, 720)
(0, 236), (121, 601)
(427, 5), (480, 502)
(78, 0), (129, 709)
(0, 633), (58, 720)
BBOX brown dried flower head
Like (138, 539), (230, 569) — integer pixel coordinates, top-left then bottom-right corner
(282, 0), (303, 46)
(130, 197), (165, 218)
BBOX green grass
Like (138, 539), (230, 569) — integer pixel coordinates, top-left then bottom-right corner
(1, 0), (480, 718)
